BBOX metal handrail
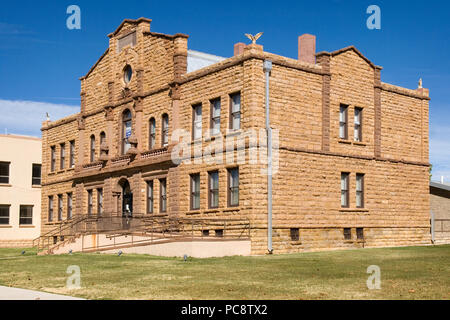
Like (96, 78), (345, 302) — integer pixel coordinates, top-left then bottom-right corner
(35, 213), (251, 254)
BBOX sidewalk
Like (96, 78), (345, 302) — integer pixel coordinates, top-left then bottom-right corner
(0, 286), (85, 300)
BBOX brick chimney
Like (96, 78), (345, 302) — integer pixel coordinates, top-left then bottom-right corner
(173, 34), (189, 80)
(234, 43), (246, 56)
(298, 34), (316, 64)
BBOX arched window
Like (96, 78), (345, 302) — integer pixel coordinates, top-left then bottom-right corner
(149, 117), (156, 149)
(122, 109), (132, 154)
(90, 135), (95, 162)
(100, 131), (106, 145)
(162, 114), (169, 147)
(99, 131), (107, 159)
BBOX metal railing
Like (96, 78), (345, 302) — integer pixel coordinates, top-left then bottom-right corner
(34, 213), (251, 254)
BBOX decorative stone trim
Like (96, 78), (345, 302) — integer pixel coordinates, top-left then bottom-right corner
(374, 67), (382, 158)
(82, 161), (103, 170)
(317, 53), (331, 152)
(280, 145), (430, 167)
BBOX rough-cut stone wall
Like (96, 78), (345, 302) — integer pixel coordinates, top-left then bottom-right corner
(329, 50), (375, 157)
(430, 187), (450, 243)
(40, 18), (431, 255)
(381, 89), (428, 163)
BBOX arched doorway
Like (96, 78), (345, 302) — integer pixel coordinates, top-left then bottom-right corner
(118, 179), (133, 218)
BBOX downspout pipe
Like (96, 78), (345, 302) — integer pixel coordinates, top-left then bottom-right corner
(431, 210), (435, 244)
(263, 60), (273, 254)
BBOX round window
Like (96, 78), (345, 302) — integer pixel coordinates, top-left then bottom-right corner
(123, 65), (133, 84)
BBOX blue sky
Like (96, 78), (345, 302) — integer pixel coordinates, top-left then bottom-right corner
(0, 0), (449, 180)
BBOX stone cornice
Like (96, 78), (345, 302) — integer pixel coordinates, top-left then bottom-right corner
(41, 113), (79, 131)
(380, 82), (430, 100)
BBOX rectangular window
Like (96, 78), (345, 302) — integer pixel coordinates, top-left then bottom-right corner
(339, 104), (348, 139)
(208, 171), (219, 209)
(356, 173), (365, 208)
(354, 107), (363, 142)
(69, 140), (75, 168)
(97, 188), (103, 215)
(162, 115), (169, 147)
(0, 162), (10, 184)
(48, 196), (53, 222)
(228, 167), (239, 207)
(356, 228), (364, 240)
(210, 98), (221, 136)
(51, 146), (56, 172)
(67, 193), (73, 220)
(60, 143), (66, 170)
(230, 92), (241, 130)
(32, 164), (41, 186)
(215, 229), (224, 238)
(87, 190), (93, 216)
(20, 205), (33, 225)
(147, 181), (154, 214)
(290, 228), (300, 241)
(341, 172), (350, 208)
(344, 228), (352, 240)
(192, 104), (202, 140)
(202, 230), (210, 237)
(190, 174), (200, 210)
(160, 178), (167, 213)
(58, 194), (63, 221)
(0, 205), (10, 225)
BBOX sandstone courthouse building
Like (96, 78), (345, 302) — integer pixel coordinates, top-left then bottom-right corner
(40, 18), (431, 255)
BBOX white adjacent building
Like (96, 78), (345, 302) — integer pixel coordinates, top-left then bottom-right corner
(0, 134), (41, 247)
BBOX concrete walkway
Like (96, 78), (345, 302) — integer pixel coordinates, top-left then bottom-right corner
(0, 286), (85, 300)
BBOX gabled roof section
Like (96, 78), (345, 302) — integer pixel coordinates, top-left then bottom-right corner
(79, 48), (109, 80)
(107, 17), (151, 38)
(317, 45), (382, 70)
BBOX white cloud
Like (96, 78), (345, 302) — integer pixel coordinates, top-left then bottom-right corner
(0, 99), (79, 137)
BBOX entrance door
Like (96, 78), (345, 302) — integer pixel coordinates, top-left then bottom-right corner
(122, 180), (133, 218)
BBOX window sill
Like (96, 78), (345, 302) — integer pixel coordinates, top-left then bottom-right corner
(225, 130), (242, 138)
(204, 135), (221, 142)
(290, 241), (302, 245)
(186, 207), (241, 215)
(48, 172), (56, 176)
(32, 185), (42, 188)
(67, 167), (75, 172)
(223, 206), (240, 212)
(0, 225), (12, 228)
(340, 208), (369, 213)
(57, 170), (66, 174)
(338, 139), (367, 147)
(0, 183), (12, 187)
(45, 221), (64, 225)
(204, 208), (220, 214)
(19, 225), (35, 228)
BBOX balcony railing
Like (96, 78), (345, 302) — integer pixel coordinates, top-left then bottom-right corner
(140, 146), (169, 159)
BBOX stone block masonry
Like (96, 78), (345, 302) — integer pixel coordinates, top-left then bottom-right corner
(40, 18), (431, 255)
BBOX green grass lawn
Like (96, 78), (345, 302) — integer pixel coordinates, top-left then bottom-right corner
(0, 245), (449, 300)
